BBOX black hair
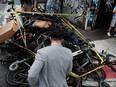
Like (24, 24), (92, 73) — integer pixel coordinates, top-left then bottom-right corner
(50, 28), (64, 40)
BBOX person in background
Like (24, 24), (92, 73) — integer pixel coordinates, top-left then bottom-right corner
(107, 6), (116, 36)
(20, 0), (37, 11)
(33, 0), (38, 11)
(27, 28), (73, 87)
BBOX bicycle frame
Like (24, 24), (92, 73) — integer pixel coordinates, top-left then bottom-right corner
(70, 65), (105, 78)
(60, 16), (108, 79)
(70, 48), (106, 79)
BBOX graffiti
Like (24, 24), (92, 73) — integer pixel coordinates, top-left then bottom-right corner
(0, 0), (7, 4)
(63, 0), (87, 19)
(63, 0), (99, 30)
(63, 0), (89, 29)
(84, 0), (99, 30)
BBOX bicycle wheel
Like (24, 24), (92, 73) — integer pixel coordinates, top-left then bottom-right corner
(6, 68), (29, 86)
(73, 78), (82, 87)
(6, 70), (19, 85)
(90, 68), (106, 81)
(100, 82), (110, 87)
(67, 76), (82, 87)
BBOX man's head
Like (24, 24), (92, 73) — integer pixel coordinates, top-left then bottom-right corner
(50, 28), (64, 43)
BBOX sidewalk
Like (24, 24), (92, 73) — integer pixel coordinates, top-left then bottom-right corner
(91, 38), (116, 87)
(91, 38), (116, 56)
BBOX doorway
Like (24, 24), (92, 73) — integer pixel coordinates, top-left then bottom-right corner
(96, 0), (115, 29)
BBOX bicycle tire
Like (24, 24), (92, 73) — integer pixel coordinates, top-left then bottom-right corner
(90, 68), (106, 81)
(73, 78), (82, 87)
(6, 70), (19, 86)
(6, 69), (29, 86)
(67, 76), (82, 87)
(100, 82), (110, 87)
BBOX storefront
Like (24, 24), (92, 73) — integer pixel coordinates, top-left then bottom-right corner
(0, 0), (115, 30)
(62, 0), (116, 30)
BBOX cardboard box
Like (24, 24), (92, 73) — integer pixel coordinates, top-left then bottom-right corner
(21, 3), (32, 12)
(0, 20), (19, 43)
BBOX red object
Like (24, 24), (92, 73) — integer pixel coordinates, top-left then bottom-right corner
(16, 35), (23, 40)
(29, 33), (33, 38)
(102, 65), (116, 79)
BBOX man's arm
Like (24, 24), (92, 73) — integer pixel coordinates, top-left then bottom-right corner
(67, 60), (73, 75)
(67, 51), (73, 75)
(27, 52), (44, 87)
(67, 52), (73, 75)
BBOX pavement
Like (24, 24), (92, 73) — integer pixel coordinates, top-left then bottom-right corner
(0, 3), (116, 87)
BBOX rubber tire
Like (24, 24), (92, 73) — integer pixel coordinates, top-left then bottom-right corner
(6, 70), (19, 86)
(67, 76), (82, 87)
(6, 69), (29, 86)
(90, 68), (106, 81)
(101, 82), (110, 87)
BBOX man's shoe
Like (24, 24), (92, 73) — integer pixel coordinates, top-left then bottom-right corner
(114, 34), (116, 36)
(113, 31), (116, 36)
(107, 32), (111, 36)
